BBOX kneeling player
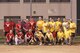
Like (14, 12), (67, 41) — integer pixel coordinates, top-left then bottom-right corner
(57, 29), (64, 45)
(15, 31), (24, 45)
(25, 29), (34, 45)
(44, 30), (54, 45)
(6, 30), (14, 45)
(34, 29), (44, 45)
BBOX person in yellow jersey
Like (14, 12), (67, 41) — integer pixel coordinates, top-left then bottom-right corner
(49, 18), (55, 33)
(55, 18), (62, 32)
(49, 18), (57, 45)
(57, 29), (64, 45)
(55, 18), (62, 44)
(64, 28), (72, 45)
(42, 20), (49, 36)
(34, 29), (44, 45)
(62, 18), (68, 33)
(69, 19), (76, 45)
(36, 17), (44, 32)
(44, 30), (54, 45)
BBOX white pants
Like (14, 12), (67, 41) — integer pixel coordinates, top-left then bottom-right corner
(15, 36), (18, 45)
(15, 36), (23, 45)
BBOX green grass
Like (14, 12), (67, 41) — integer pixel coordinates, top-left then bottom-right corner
(74, 36), (80, 42)
(0, 38), (4, 40)
(75, 36), (80, 39)
(0, 36), (5, 43)
(0, 36), (5, 40)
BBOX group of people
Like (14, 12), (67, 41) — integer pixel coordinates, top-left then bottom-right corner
(4, 17), (76, 45)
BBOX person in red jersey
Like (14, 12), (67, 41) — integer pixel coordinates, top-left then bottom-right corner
(10, 19), (15, 35)
(15, 31), (24, 45)
(10, 19), (15, 30)
(29, 18), (36, 34)
(15, 20), (22, 33)
(21, 19), (27, 35)
(52, 30), (57, 45)
(6, 30), (14, 45)
(4, 19), (12, 36)
(25, 29), (34, 44)
(23, 19), (31, 34)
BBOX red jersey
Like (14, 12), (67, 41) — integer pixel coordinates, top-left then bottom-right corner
(17, 32), (24, 39)
(6, 33), (14, 42)
(10, 21), (15, 30)
(23, 22), (31, 31)
(4, 22), (12, 32)
(29, 20), (36, 30)
(52, 31), (57, 38)
(25, 32), (33, 38)
(15, 23), (21, 33)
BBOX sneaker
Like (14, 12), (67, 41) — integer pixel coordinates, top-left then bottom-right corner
(61, 43), (64, 45)
(39, 42), (42, 45)
(49, 44), (51, 45)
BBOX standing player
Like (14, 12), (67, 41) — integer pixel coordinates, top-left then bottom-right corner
(6, 30), (14, 45)
(10, 19), (15, 35)
(36, 17), (44, 32)
(55, 18), (62, 44)
(21, 19), (27, 35)
(55, 18), (62, 32)
(23, 19), (31, 34)
(62, 18), (69, 32)
(49, 18), (56, 45)
(49, 18), (55, 33)
(69, 20), (76, 45)
(15, 20), (22, 33)
(4, 19), (12, 36)
(42, 20), (49, 36)
(29, 18), (36, 34)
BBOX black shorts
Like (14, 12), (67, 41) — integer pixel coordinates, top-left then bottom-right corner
(71, 33), (75, 37)
(4, 32), (9, 36)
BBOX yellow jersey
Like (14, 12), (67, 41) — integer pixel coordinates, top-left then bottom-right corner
(35, 31), (44, 37)
(70, 22), (76, 33)
(64, 30), (72, 39)
(55, 21), (62, 31)
(57, 31), (64, 39)
(36, 20), (44, 30)
(49, 21), (55, 32)
(62, 22), (68, 33)
(46, 32), (53, 40)
(42, 22), (49, 33)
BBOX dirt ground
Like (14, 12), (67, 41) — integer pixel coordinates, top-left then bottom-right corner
(0, 45), (80, 53)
